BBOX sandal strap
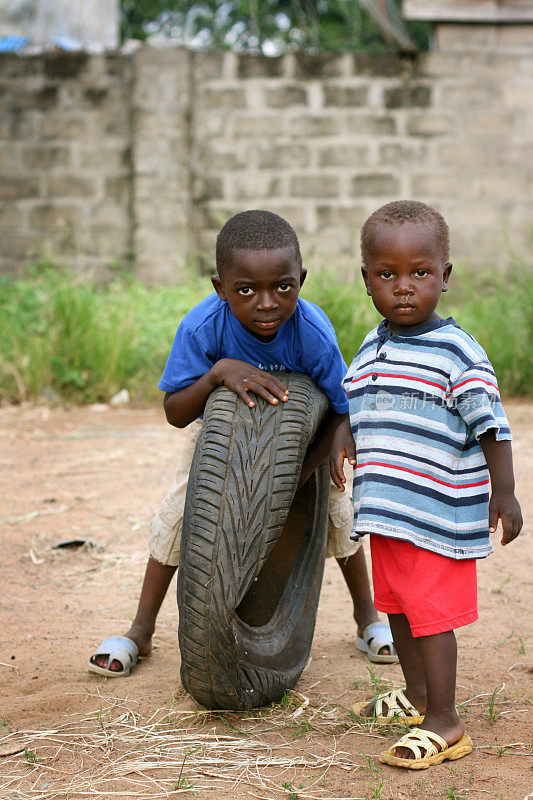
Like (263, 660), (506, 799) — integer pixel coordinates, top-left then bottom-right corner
(374, 688), (419, 720)
(387, 727), (448, 759)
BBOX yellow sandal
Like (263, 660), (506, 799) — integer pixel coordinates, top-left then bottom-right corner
(353, 688), (424, 726)
(379, 727), (473, 769)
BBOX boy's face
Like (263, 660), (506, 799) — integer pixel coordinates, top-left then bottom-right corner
(362, 222), (452, 334)
(212, 246), (306, 341)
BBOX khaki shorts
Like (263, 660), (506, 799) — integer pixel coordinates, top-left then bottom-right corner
(148, 419), (359, 567)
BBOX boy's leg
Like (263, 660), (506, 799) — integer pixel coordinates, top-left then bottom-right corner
(415, 628), (464, 745)
(336, 548), (382, 638)
(368, 537), (473, 754)
(95, 558), (178, 671)
(90, 420), (202, 673)
(364, 616), (464, 754)
(328, 483), (395, 658)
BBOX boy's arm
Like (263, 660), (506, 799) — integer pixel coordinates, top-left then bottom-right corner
(329, 413), (356, 491)
(164, 358), (289, 428)
(479, 430), (522, 545)
(297, 410), (348, 489)
(298, 411), (356, 491)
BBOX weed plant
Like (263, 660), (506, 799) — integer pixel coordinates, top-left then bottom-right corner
(0, 260), (531, 404)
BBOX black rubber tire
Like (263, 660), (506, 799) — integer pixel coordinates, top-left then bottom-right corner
(177, 371), (331, 710)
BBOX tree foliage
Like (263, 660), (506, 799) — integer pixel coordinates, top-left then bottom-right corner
(120, 1), (430, 52)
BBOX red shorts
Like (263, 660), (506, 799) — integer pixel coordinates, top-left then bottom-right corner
(370, 535), (478, 637)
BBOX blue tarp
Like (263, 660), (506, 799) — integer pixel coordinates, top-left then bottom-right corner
(0, 36), (29, 52)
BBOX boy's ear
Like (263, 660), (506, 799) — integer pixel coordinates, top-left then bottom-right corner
(211, 274), (227, 301)
(442, 262), (452, 292)
(361, 266), (371, 296)
(299, 267), (307, 288)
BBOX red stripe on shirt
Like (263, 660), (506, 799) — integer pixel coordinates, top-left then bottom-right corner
(452, 376), (499, 392)
(356, 460), (490, 489)
(351, 372), (446, 391)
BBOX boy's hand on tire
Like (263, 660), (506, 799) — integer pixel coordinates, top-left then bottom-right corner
(214, 359), (289, 408)
(329, 415), (356, 490)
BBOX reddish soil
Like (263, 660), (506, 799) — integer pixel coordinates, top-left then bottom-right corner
(1, 402), (531, 800)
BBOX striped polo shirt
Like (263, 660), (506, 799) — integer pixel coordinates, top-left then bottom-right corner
(343, 316), (511, 560)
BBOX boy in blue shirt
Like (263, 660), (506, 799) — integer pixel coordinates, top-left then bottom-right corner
(88, 210), (396, 677)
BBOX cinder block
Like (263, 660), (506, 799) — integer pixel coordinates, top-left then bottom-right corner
(0, 176), (40, 200)
(43, 52), (91, 79)
(195, 52), (226, 81)
(503, 84), (533, 110)
(345, 114), (396, 135)
(352, 53), (406, 77)
(237, 55), (284, 78)
(410, 173), (459, 197)
(194, 175), (225, 201)
(0, 203), (26, 229)
(14, 84), (59, 110)
(316, 204), (367, 229)
(83, 86), (109, 106)
(406, 114), (453, 136)
(46, 175), (97, 197)
(104, 175), (131, 201)
(24, 145), (71, 169)
(351, 174), (400, 196)
(204, 144), (249, 170)
(79, 144), (131, 170)
(323, 84), (368, 107)
(0, 142), (23, 169)
(383, 84), (431, 109)
(41, 115), (87, 139)
(231, 114), (284, 137)
(263, 85), (307, 108)
(202, 86), (247, 108)
(256, 142), (310, 169)
(440, 82), (500, 108)
(0, 53), (44, 80)
(379, 142), (428, 166)
(230, 173), (283, 200)
(415, 52), (462, 78)
(436, 24), (498, 51)
(294, 53), (345, 78)
(317, 143), (369, 168)
(29, 203), (81, 230)
(1, 107), (36, 139)
(500, 25), (533, 48)
(288, 114), (339, 137)
(0, 231), (37, 259)
(290, 174), (339, 198)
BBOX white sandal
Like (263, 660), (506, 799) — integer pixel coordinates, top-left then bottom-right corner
(87, 636), (139, 677)
(356, 621), (398, 663)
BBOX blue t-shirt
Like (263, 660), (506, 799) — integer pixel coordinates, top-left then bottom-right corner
(159, 293), (349, 414)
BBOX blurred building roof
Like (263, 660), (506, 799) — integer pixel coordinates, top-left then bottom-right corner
(404, 1), (533, 22)
(0, 0), (118, 52)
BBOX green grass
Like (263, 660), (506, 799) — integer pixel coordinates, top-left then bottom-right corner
(0, 260), (531, 404)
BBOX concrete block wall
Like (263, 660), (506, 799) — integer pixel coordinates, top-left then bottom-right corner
(1, 40), (532, 281)
(193, 48), (533, 274)
(0, 51), (132, 274)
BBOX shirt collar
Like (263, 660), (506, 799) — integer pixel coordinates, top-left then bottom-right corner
(377, 316), (457, 340)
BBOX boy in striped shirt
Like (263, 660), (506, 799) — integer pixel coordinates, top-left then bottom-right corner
(331, 200), (522, 768)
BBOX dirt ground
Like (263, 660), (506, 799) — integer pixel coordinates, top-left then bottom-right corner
(1, 401), (531, 800)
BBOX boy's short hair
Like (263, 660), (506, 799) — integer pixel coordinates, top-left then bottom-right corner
(361, 200), (450, 263)
(216, 210), (302, 276)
